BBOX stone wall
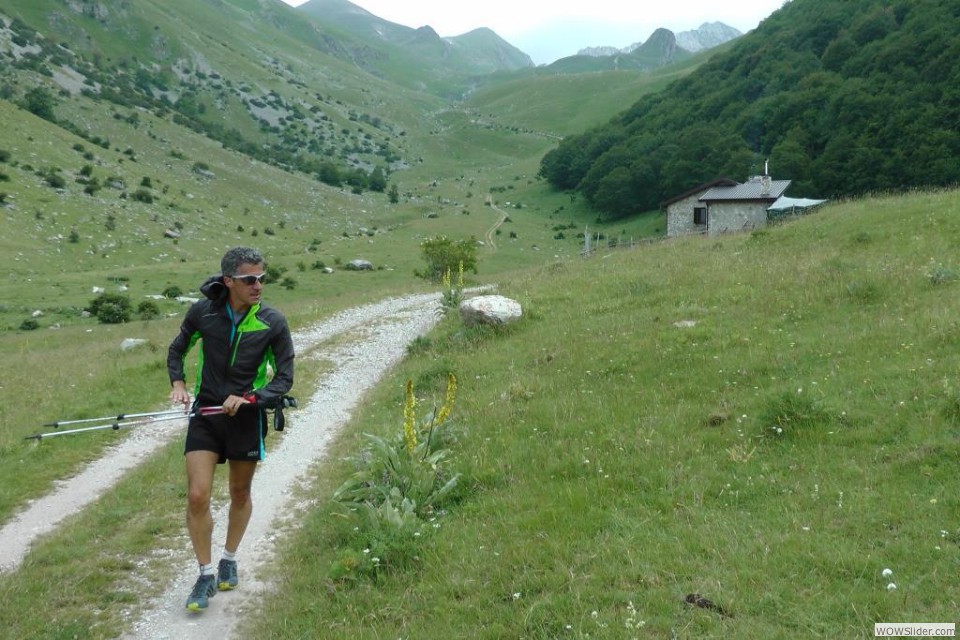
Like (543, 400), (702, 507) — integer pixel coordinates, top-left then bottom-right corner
(707, 202), (768, 235)
(666, 193), (707, 237)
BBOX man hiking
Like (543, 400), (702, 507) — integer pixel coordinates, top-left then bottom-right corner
(167, 246), (295, 612)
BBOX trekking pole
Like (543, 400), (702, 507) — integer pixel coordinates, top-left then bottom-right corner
(43, 408), (191, 429)
(27, 406), (226, 441)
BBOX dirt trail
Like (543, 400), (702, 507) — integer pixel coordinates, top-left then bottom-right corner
(483, 195), (509, 249)
(0, 292), (451, 638)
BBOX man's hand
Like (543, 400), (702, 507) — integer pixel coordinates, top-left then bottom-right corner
(170, 380), (191, 409)
(221, 394), (253, 416)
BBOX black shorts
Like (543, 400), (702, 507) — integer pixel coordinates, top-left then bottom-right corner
(184, 408), (267, 463)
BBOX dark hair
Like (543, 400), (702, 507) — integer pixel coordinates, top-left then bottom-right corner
(221, 246), (264, 276)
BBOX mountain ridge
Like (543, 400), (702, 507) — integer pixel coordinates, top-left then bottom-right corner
(295, 0), (534, 79)
(578, 21), (742, 58)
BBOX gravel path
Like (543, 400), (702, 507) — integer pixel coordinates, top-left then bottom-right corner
(0, 291), (454, 638)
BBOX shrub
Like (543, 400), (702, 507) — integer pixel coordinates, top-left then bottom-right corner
(96, 302), (129, 324)
(137, 300), (161, 320)
(131, 188), (154, 203)
(19, 318), (40, 331)
(417, 235), (478, 282)
(44, 171), (66, 189)
(265, 265), (285, 283)
(21, 87), (56, 121)
(162, 285), (182, 299)
(0, 148), (10, 162)
(87, 293), (132, 324)
(928, 265), (958, 286)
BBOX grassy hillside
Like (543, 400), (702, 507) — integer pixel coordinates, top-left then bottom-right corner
(247, 188), (960, 638)
(466, 67), (692, 138)
(1, 188), (957, 637)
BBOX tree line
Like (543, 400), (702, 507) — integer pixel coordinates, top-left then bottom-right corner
(539, 0), (960, 220)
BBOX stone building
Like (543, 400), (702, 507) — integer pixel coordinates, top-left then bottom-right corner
(664, 175), (791, 237)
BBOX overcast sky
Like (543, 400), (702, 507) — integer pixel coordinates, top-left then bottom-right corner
(279, 0), (787, 64)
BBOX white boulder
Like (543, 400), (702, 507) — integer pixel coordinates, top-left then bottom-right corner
(459, 295), (522, 326)
(120, 338), (148, 351)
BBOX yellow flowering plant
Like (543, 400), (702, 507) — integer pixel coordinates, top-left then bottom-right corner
(334, 373), (461, 518)
(331, 373), (461, 578)
(438, 260), (465, 315)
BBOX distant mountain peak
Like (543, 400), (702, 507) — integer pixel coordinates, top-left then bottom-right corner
(577, 21), (741, 57)
(414, 25), (439, 37)
(675, 22), (742, 52)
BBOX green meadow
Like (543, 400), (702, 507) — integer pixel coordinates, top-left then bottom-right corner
(2, 185), (958, 637)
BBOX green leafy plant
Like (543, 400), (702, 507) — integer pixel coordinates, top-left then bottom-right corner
(416, 235), (477, 282)
(335, 375), (460, 514)
(136, 300), (160, 320)
(131, 188), (154, 203)
(438, 261), (465, 315)
(927, 264), (958, 286)
(87, 293), (132, 324)
(331, 375), (461, 579)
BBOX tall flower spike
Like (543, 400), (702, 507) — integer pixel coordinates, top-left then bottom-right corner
(436, 372), (457, 425)
(403, 379), (417, 453)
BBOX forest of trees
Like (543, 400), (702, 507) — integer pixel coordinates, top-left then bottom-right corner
(539, 0), (960, 220)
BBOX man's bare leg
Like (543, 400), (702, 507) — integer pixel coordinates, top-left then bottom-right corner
(185, 450), (219, 565)
(224, 460), (257, 554)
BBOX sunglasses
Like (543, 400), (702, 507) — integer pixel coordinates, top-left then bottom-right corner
(230, 273), (266, 285)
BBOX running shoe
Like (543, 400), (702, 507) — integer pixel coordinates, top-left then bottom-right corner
(185, 574), (217, 611)
(217, 558), (239, 591)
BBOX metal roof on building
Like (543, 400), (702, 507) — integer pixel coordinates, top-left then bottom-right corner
(700, 178), (791, 202)
(660, 178), (738, 208)
(767, 196), (827, 211)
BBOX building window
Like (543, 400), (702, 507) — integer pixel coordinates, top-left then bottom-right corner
(694, 207), (707, 226)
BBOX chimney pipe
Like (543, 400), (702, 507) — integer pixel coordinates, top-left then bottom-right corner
(760, 175), (771, 196)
